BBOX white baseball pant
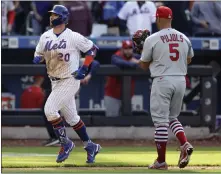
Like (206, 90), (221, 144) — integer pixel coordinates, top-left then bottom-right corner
(44, 77), (81, 126)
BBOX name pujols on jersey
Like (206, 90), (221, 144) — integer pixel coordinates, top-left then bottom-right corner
(160, 34), (184, 43)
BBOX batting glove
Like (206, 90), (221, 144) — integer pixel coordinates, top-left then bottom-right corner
(33, 56), (42, 64)
(72, 65), (88, 80)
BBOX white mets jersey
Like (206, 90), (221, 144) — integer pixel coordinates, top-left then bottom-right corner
(1, 1), (15, 33)
(34, 28), (93, 78)
(118, 1), (156, 35)
(140, 28), (194, 77)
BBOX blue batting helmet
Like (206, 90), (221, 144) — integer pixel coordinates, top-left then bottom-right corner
(48, 5), (69, 27)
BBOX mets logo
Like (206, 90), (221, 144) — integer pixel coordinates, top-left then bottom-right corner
(44, 39), (67, 51)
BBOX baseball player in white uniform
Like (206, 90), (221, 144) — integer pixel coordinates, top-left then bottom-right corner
(137, 6), (194, 169)
(33, 5), (101, 163)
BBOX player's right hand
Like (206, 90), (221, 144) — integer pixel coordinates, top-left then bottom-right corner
(33, 56), (42, 64)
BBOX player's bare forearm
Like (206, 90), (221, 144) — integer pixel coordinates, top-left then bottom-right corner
(138, 60), (151, 71)
(187, 57), (192, 64)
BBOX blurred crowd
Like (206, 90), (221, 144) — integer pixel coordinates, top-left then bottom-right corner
(2, 1), (221, 37)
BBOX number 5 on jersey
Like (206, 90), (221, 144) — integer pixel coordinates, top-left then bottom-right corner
(169, 43), (179, 61)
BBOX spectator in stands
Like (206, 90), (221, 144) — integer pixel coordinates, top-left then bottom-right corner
(191, 1), (221, 37)
(13, 1), (31, 35)
(117, 1), (156, 36)
(91, 1), (106, 24)
(102, 1), (125, 36)
(164, 1), (192, 36)
(103, 1), (124, 27)
(31, 1), (54, 35)
(20, 75), (45, 108)
(189, 1), (195, 11)
(61, 1), (93, 36)
(104, 40), (139, 117)
(1, 1), (15, 35)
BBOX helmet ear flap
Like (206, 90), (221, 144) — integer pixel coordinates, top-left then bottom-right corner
(60, 11), (69, 24)
(63, 15), (69, 24)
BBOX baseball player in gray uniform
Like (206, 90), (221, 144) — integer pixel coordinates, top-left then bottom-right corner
(33, 5), (101, 164)
(136, 6), (194, 169)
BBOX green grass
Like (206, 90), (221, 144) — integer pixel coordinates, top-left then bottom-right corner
(2, 167), (221, 173)
(2, 146), (221, 173)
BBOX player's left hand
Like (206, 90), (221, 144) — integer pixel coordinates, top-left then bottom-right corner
(72, 65), (88, 80)
(132, 29), (150, 54)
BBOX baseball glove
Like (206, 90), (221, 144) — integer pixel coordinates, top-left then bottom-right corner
(132, 29), (150, 54)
